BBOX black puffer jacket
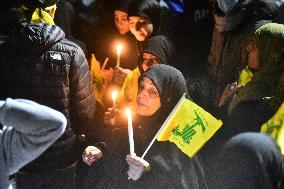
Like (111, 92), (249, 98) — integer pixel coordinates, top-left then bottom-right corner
(0, 22), (95, 172)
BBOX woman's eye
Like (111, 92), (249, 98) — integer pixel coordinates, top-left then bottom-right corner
(149, 89), (158, 97)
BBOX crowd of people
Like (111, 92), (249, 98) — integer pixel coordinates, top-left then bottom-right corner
(0, 0), (284, 189)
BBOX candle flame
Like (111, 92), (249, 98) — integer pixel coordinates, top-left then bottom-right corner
(125, 108), (132, 117)
(116, 44), (123, 55)
(112, 90), (118, 101)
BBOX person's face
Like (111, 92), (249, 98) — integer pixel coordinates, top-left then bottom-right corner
(129, 16), (153, 41)
(114, 10), (130, 35)
(142, 53), (160, 72)
(136, 77), (161, 116)
(247, 41), (259, 70)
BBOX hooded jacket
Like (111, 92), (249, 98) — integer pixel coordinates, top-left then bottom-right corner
(0, 22), (95, 172)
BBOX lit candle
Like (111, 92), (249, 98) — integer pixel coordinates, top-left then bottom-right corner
(125, 108), (135, 156)
(116, 44), (123, 67)
(112, 90), (118, 110)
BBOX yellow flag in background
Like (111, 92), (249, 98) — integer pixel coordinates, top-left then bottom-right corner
(90, 54), (108, 107)
(238, 66), (254, 86)
(156, 94), (223, 158)
(261, 102), (284, 155)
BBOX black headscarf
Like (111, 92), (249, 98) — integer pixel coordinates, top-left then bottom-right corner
(229, 23), (284, 113)
(113, 0), (129, 12)
(128, 0), (160, 34)
(137, 64), (189, 130)
(142, 35), (173, 65)
(128, 0), (172, 38)
(138, 35), (174, 73)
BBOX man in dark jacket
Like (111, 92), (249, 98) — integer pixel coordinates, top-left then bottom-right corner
(0, 0), (101, 188)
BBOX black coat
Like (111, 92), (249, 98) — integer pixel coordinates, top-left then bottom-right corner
(0, 22), (95, 172)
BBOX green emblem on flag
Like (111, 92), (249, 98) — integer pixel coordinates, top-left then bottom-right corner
(172, 111), (206, 144)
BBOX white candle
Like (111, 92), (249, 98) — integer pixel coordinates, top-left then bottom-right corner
(125, 108), (135, 156)
(112, 90), (118, 110)
(116, 44), (123, 67)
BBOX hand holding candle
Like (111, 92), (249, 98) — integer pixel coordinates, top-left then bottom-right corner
(116, 43), (123, 68)
(125, 108), (135, 156)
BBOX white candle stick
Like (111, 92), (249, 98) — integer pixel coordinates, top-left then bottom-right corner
(125, 108), (135, 156)
(116, 44), (123, 68)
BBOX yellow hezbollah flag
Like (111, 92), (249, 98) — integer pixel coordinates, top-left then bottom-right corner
(260, 102), (284, 155)
(156, 94), (223, 158)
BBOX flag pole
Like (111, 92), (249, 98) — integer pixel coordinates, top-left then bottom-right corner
(141, 93), (186, 159)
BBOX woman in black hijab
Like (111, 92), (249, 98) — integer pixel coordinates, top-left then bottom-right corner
(83, 64), (207, 189)
(118, 35), (174, 110)
(128, 0), (173, 41)
(127, 0), (173, 63)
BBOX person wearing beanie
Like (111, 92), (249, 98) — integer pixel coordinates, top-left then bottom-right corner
(0, 0), (102, 188)
(117, 35), (174, 110)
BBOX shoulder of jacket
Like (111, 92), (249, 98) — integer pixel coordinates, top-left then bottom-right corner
(53, 38), (84, 56)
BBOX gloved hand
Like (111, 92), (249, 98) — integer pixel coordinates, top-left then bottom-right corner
(82, 146), (103, 166)
(126, 155), (150, 181)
